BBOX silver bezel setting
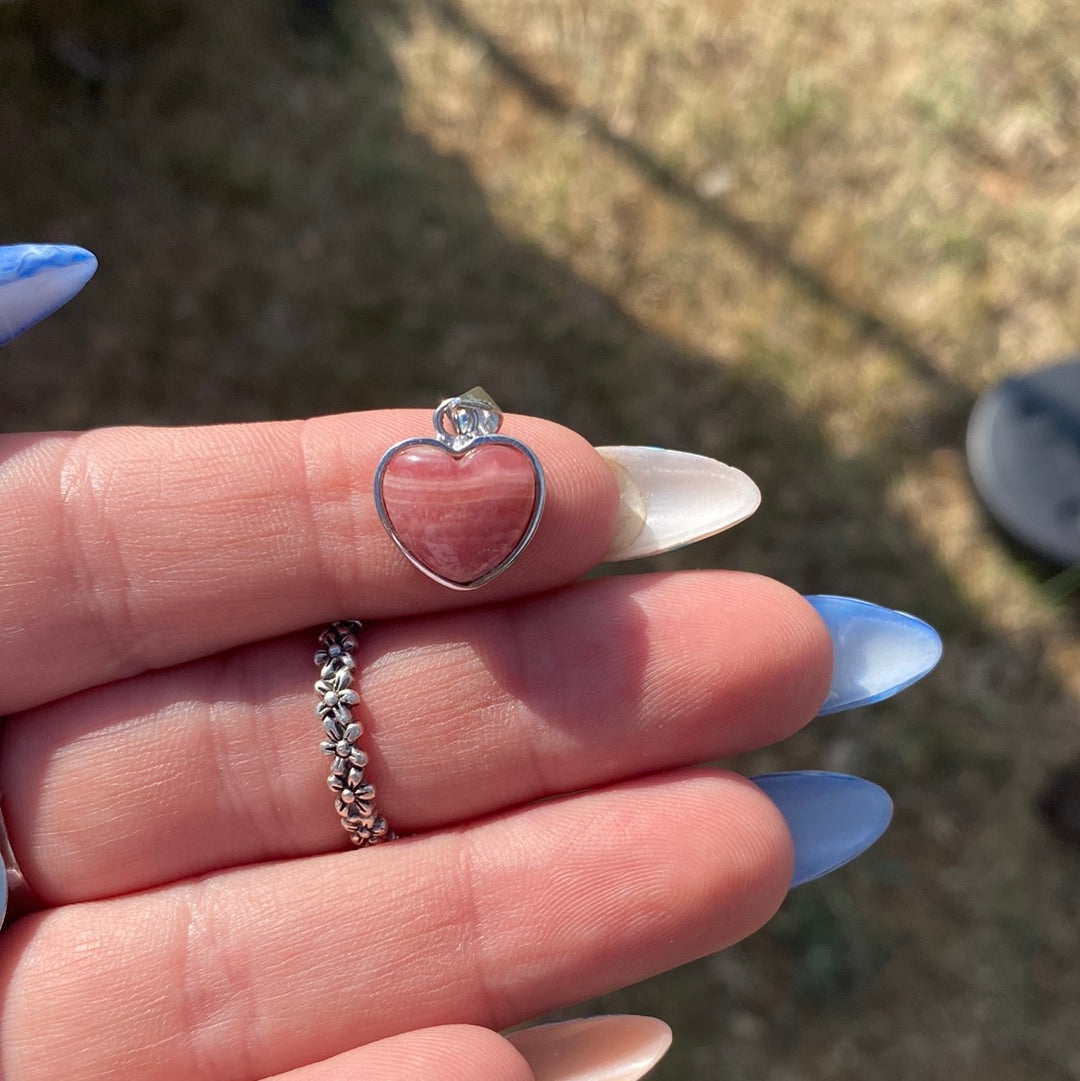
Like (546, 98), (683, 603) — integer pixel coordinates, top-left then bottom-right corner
(373, 389), (547, 590)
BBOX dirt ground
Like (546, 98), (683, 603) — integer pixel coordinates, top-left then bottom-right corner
(2, 1), (1079, 1077)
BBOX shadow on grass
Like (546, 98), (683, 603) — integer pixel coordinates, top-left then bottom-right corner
(427, 0), (969, 416)
(0, 2), (1076, 1077)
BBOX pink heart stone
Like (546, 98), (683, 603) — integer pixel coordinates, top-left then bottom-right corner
(379, 442), (540, 585)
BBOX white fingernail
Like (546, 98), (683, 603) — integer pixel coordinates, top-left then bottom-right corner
(597, 446), (761, 562)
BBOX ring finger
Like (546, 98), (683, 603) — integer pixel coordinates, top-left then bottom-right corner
(0, 770), (792, 1081)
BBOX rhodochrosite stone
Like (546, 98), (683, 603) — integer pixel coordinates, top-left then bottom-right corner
(379, 442), (539, 585)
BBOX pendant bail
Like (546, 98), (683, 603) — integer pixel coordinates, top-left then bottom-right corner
(433, 387), (503, 451)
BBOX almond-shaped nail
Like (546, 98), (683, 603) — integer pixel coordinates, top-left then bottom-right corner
(597, 446), (761, 561)
(752, 770), (893, 887)
(507, 1015), (673, 1081)
(0, 243), (98, 346)
(806, 595), (942, 715)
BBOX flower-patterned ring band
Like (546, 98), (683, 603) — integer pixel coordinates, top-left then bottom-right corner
(315, 622), (394, 848)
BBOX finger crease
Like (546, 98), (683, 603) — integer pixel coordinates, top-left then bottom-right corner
(298, 417), (351, 618)
(175, 885), (261, 1081)
(206, 653), (284, 861)
(57, 432), (149, 678)
(453, 830), (506, 1033)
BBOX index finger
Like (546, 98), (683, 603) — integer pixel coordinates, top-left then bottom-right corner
(0, 411), (619, 713)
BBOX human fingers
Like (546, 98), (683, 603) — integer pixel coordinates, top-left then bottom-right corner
(1, 413), (769, 717)
(0, 771), (792, 1081)
(4, 572), (831, 903)
(0, 411), (620, 713)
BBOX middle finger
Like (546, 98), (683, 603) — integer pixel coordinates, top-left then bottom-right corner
(2, 571), (830, 904)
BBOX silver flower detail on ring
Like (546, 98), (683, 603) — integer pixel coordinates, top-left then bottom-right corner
(315, 620), (393, 846)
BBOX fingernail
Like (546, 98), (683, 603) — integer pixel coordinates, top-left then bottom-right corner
(597, 446), (760, 562)
(806, 595), (942, 715)
(0, 243), (98, 346)
(507, 1015), (673, 1081)
(752, 770), (892, 887)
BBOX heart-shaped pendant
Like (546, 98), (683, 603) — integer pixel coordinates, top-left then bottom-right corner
(374, 389), (546, 589)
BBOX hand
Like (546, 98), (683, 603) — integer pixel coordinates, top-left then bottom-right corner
(0, 247), (937, 1081)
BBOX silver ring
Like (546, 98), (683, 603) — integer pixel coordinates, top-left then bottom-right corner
(316, 622), (394, 847)
(1, 792), (40, 928)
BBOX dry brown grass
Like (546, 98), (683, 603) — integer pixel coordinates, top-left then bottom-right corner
(2, 0), (1079, 1076)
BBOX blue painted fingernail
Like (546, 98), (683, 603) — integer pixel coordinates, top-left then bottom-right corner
(752, 770), (893, 887)
(806, 595), (942, 715)
(0, 243), (98, 346)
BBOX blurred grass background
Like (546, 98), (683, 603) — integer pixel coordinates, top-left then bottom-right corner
(2, 0), (1080, 1077)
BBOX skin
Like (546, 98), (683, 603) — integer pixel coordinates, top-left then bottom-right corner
(0, 412), (832, 1081)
